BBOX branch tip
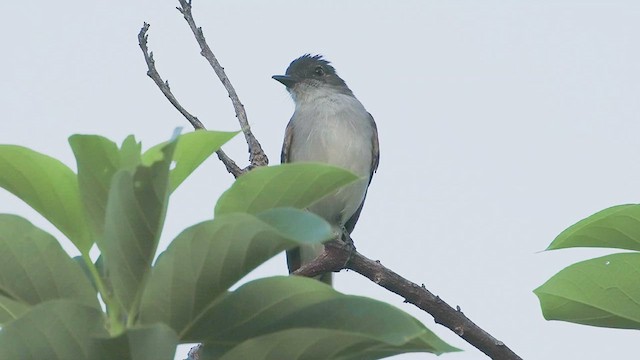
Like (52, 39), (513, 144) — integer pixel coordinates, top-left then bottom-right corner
(177, 0), (268, 168)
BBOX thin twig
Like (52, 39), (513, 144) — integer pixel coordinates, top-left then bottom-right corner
(137, 23), (243, 178)
(176, 0), (269, 170)
(293, 241), (523, 360)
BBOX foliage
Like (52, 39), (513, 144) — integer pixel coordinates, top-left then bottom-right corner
(0, 131), (457, 359)
(535, 204), (640, 329)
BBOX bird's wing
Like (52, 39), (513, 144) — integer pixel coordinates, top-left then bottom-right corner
(344, 112), (379, 234)
(368, 112), (380, 183)
(281, 119), (294, 164)
(282, 119), (305, 274)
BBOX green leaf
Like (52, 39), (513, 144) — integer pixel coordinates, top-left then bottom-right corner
(0, 294), (30, 324)
(139, 210), (332, 335)
(548, 204), (640, 251)
(534, 252), (640, 329)
(0, 145), (92, 252)
(98, 138), (177, 313)
(119, 135), (143, 169)
(216, 328), (457, 360)
(215, 163), (359, 215)
(255, 208), (333, 242)
(186, 276), (457, 356)
(70, 135), (122, 239)
(0, 300), (107, 360)
(142, 130), (238, 193)
(0, 214), (99, 316)
(98, 323), (178, 360)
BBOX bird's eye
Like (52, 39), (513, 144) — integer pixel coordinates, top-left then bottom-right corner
(314, 66), (324, 76)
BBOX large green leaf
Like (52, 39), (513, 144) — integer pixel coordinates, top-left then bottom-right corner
(534, 252), (640, 329)
(0, 294), (30, 324)
(548, 204), (640, 251)
(186, 276), (457, 356)
(0, 145), (92, 252)
(0, 300), (107, 360)
(142, 130), (238, 193)
(98, 323), (178, 360)
(215, 163), (359, 215)
(216, 328), (457, 360)
(139, 209), (332, 335)
(0, 214), (99, 321)
(69, 135), (138, 238)
(98, 138), (176, 312)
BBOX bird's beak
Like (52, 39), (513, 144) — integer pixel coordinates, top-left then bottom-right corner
(272, 74), (297, 88)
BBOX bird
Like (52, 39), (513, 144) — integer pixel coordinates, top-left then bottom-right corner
(273, 54), (379, 285)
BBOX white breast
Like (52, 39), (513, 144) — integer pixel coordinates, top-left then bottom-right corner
(288, 90), (374, 228)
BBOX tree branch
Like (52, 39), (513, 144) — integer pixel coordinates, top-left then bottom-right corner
(293, 241), (523, 360)
(176, 0), (268, 170)
(143, 2), (522, 359)
(137, 23), (243, 178)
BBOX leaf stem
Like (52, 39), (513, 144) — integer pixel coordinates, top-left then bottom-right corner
(81, 253), (124, 336)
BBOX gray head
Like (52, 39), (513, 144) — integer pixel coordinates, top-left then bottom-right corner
(272, 54), (353, 98)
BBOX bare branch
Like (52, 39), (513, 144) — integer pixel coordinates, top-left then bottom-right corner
(294, 241), (523, 360)
(176, 0), (269, 170)
(137, 23), (243, 178)
(138, 23), (205, 130)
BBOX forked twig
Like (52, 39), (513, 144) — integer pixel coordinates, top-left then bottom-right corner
(138, 23), (243, 178)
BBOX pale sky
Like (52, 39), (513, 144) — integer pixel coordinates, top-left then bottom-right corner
(2, 1), (639, 359)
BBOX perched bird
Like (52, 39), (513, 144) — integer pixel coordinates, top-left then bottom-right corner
(273, 54), (379, 284)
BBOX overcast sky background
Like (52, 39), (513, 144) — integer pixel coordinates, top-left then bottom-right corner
(1, 1), (639, 359)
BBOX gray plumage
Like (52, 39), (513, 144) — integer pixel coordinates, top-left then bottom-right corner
(273, 54), (379, 284)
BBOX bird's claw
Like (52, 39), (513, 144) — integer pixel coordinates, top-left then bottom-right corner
(340, 227), (356, 267)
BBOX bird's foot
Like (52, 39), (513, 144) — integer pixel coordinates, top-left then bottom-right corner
(340, 228), (356, 268)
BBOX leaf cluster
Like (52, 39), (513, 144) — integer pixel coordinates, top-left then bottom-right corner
(536, 204), (640, 329)
(0, 131), (456, 359)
